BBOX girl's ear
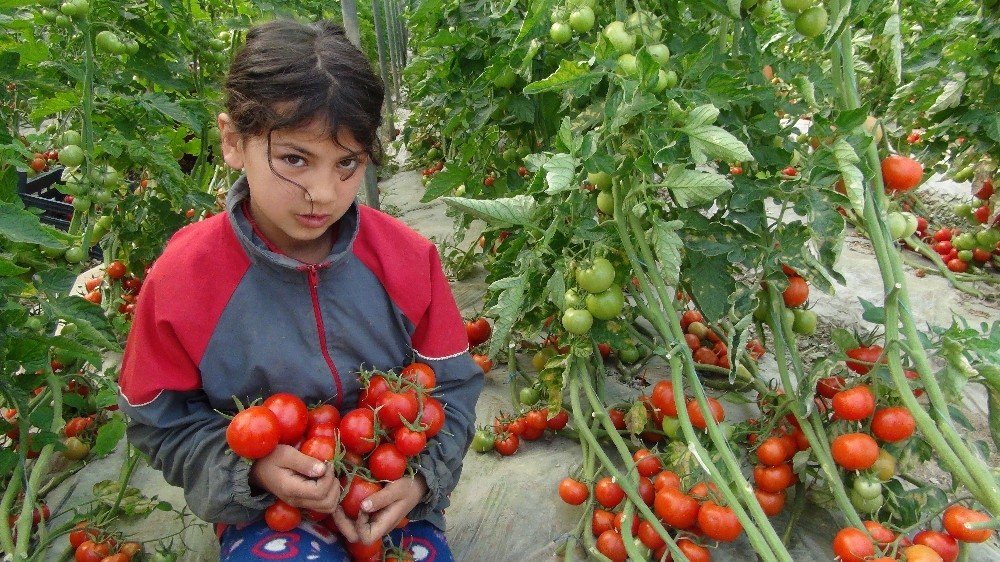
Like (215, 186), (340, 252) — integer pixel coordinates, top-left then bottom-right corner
(217, 113), (245, 170)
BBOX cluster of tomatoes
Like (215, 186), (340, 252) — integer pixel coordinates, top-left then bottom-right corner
(224, 363), (444, 549)
(561, 257), (626, 337)
(926, 179), (1000, 273)
(473, 404), (570, 457)
(679, 309), (734, 369)
(465, 316), (494, 375)
(26, 148), (60, 174)
(559, 449), (741, 562)
(832, 503), (994, 562)
(419, 160), (443, 179)
(68, 521), (144, 562)
(79, 260), (138, 315)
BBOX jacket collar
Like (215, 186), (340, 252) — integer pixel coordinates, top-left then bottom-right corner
(224, 175), (361, 273)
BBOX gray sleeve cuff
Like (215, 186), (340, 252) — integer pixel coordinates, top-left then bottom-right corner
(232, 459), (274, 510)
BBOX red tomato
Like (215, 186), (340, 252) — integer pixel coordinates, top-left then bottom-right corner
(693, 346), (717, 365)
(420, 397), (446, 437)
(680, 309), (703, 331)
(817, 376), (846, 399)
(339, 408), (377, 455)
(913, 530), (959, 562)
(368, 442), (408, 481)
(106, 260), (127, 280)
(832, 527), (876, 562)
(465, 318), (492, 347)
(595, 529), (627, 562)
(376, 390), (419, 430)
(871, 407), (916, 442)
(637, 519), (665, 550)
(754, 463), (796, 493)
(558, 477), (589, 505)
(650, 380), (679, 418)
(472, 353), (493, 374)
(757, 437), (792, 467)
(401, 362), (436, 390)
(265, 500), (301, 532)
(493, 432), (519, 456)
(68, 521), (96, 549)
(633, 449), (662, 477)
(594, 476), (625, 509)
(653, 470), (681, 491)
(782, 276), (809, 307)
(306, 422), (337, 440)
(308, 404), (340, 430)
(754, 488), (786, 516)
(832, 385), (876, 421)
(64, 416), (94, 438)
(698, 501), (743, 542)
(359, 375), (391, 409)
(653, 486), (699, 529)
(524, 409), (548, 432)
(340, 475), (383, 519)
(299, 436), (336, 462)
(686, 397), (725, 430)
(676, 538), (711, 562)
(226, 406), (280, 459)
(845, 345), (884, 374)
(263, 393), (309, 445)
(607, 408), (626, 430)
(546, 409), (569, 430)
(881, 155), (923, 192)
(592, 509), (615, 536)
(74, 540), (111, 562)
(942, 505), (993, 543)
(831, 433), (880, 470)
(393, 427), (427, 457)
(863, 520), (896, 545)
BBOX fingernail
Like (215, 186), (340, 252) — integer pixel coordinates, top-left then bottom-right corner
(361, 500), (372, 512)
(311, 463), (324, 477)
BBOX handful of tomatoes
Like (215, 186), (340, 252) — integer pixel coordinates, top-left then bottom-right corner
(224, 362), (445, 544)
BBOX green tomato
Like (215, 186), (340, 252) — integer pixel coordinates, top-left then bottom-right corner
(549, 22), (572, 44)
(585, 285), (625, 320)
(42, 245), (66, 258)
(651, 69), (670, 93)
(626, 10), (663, 43)
(900, 212), (918, 237)
(791, 308), (817, 336)
(59, 145), (84, 167)
(781, 0), (813, 11)
(954, 203), (973, 218)
(795, 6), (828, 38)
(519, 386), (541, 406)
(588, 171), (612, 190)
(887, 212), (908, 240)
(576, 257), (616, 293)
(25, 316), (45, 332)
(873, 449), (896, 481)
(646, 43), (670, 66)
(781, 308), (795, 331)
(853, 477), (883, 500)
(64, 246), (86, 263)
(60, 0), (87, 18)
(957, 249), (974, 262)
(953, 232), (977, 251)
(618, 343), (641, 364)
(95, 30), (123, 53)
(471, 429), (495, 453)
(493, 69), (517, 89)
(91, 189), (112, 205)
(616, 54), (639, 76)
(568, 7), (595, 33)
(123, 38), (139, 55)
(562, 308), (594, 335)
(564, 288), (585, 309)
(532, 347), (556, 371)
(662, 70), (679, 89)
(60, 130), (82, 147)
(71, 196), (91, 211)
(596, 190), (615, 214)
(661, 416), (681, 439)
(975, 228), (1000, 247)
(55, 14), (72, 27)
(849, 488), (884, 514)
(603, 21), (636, 54)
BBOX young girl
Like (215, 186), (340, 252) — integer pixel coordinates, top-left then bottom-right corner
(117, 19), (483, 561)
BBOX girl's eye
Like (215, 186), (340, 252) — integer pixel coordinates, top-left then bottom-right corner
(337, 157), (360, 171)
(282, 154), (306, 167)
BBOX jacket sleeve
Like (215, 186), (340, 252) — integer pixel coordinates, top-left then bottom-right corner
(117, 273), (272, 524)
(406, 249), (484, 521)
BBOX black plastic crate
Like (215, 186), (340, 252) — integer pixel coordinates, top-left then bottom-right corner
(17, 168), (103, 260)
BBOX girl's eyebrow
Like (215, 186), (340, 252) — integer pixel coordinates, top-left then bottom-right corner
(274, 141), (360, 159)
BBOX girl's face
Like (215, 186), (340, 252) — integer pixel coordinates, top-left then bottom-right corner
(218, 113), (367, 263)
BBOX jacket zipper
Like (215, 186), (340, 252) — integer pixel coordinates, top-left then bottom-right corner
(302, 264), (343, 406)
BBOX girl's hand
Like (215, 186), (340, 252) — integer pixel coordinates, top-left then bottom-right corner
(352, 475), (428, 545)
(249, 444), (342, 514)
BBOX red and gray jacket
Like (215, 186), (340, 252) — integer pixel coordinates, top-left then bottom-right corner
(117, 177), (484, 530)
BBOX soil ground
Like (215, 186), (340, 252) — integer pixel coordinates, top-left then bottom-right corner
(43, 163), (1000, 561)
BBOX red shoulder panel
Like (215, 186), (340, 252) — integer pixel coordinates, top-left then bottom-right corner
(353, 206), (468, 360)
(119, 213), (251, 405)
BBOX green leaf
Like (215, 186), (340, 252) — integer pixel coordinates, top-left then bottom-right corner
(441, 195), (536, 227)
(29, 91), (79, 121)
(683, 124), (754, 165)
(830, 138), (864, 214)
(421, 165), (471, 203)
(545, 268), (566, 310)
(0, 202), (67, 247)
(651, 220), (683, 286)
(654, 167), (733, 208)
(523, 59), (602, 96)
(793, 76), (816, 108)
(686, 104), (720, 128)
(140, 93), (203, 133)
(0, 256), (28, 277)
(927, 74), (965, 115)
(486, 273), (528, 358)
(831, 328), (859, 352)
(684, 253), (735, 324)
(987, 384), (1000, 451)
(882, 13), (902, 85)
(608, 93), (660, 131)
(726, 0), (742, 17)
(858, 297), (885, 324)
(543, 153), (579, 194)
(92, 414), (126, 457)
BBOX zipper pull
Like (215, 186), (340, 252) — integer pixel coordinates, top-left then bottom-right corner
(306, 265), (319, 289)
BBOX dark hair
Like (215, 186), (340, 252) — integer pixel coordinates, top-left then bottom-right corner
(224, 19), (384, 164)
